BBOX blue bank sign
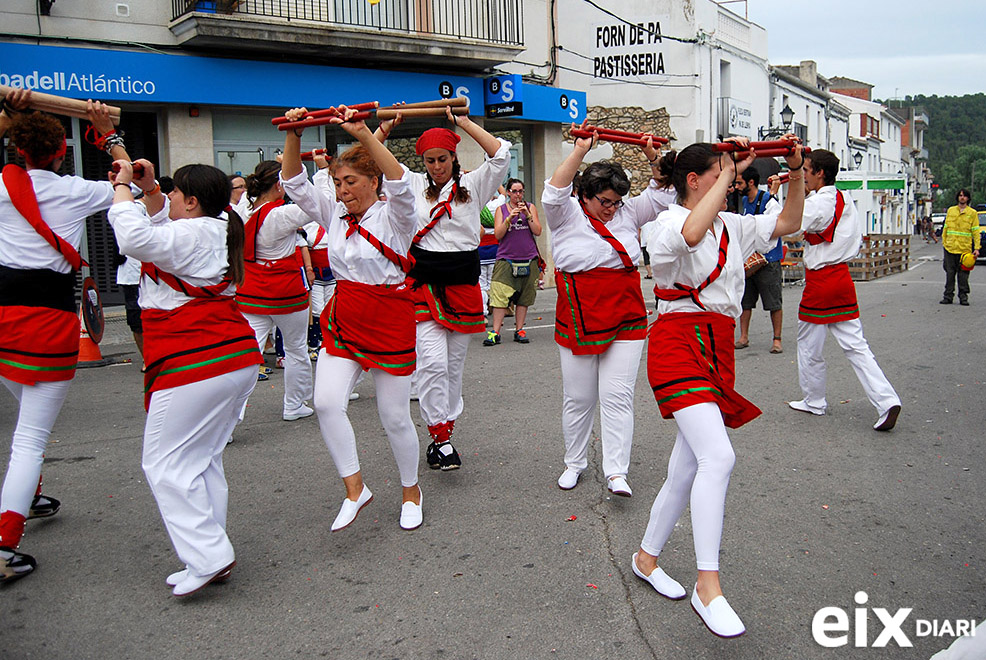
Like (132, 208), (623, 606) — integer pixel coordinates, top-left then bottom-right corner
(484, 75), (585, 123)
(0, 43), (483, 111)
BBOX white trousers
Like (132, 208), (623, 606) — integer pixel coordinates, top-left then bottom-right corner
(796, 319), (901, 415)
(142, 366), (255, 576)
(640, 402), (736, 572)
(245, 309), (313, 413)
(558, 340), (643, 479)
(313, 353), (419, 487)
(1, 377), (72, 517)
(310, 280), (335, 318)
(415, 320), (470, 428)
(479, 262), (494, 310)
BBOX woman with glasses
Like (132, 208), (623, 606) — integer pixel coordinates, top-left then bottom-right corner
(485, 178), (542, 345)
(541, 125), (673, 498)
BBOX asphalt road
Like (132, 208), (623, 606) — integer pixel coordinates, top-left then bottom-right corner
(2, 239), (983, 660)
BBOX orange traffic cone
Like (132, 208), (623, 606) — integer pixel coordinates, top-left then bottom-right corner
(78, 314), (103, 363)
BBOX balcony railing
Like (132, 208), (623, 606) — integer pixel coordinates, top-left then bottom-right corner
(172, 0), (524, 46)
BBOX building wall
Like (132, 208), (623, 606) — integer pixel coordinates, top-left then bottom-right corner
(6, 0), (176, 44)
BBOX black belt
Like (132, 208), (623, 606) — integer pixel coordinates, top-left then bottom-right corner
(408, 247), (479, 286)
(0, 265), (76, 312)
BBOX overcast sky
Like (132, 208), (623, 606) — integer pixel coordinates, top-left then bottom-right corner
(745, 0), (986, 100)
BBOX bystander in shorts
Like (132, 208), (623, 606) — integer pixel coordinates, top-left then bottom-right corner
(490, 258), (539, 308)
(741, 261), (782, 311)
(122, 284), (142, 333)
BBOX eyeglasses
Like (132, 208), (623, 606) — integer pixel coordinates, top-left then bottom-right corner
(509, 188), (525, 194)
(593, 195), (624, 209)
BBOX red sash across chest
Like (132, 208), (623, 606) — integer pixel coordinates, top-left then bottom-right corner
(0, 307), (79, 385)
(647, 312), (761, 429)
(554, 267), (647, 355)
(142, 296), (262, 410)
(410, 282), (485, 333)
(236, 202), (309, 315)
(798, 262), (859, 324)
(322, 279), (416, 375)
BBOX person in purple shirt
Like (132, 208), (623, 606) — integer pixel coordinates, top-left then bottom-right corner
(484, 178), (542, 345)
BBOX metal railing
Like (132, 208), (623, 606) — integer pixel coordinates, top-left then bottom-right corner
(172, 0), (524, 46)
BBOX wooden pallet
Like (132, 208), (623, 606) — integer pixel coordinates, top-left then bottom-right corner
(780, 234), (910, 283)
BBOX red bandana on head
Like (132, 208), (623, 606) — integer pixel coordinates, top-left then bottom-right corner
(415, 128), (460, 155)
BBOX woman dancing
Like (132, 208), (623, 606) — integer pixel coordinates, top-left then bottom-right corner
(280, 107), (423, 531)
(542, 127), (673, 497)
(633, 137), (805, 637)
(108, 160), (262, 596)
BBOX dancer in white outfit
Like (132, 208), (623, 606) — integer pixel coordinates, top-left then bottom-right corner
(235, 160), (314, 421)
(542, 125), (674, 496)
(280, 106), (423, 531)
(108, 161), (262, 596)
(0, 93), (138, 580)
(787, 149), (902, 431)
(635, 137), (805, 637)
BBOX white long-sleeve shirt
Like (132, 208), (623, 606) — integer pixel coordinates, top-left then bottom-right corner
(108, 198), (237, 311)
(0, 170), (114, 273)
(800, 185), (863, 270)
(541, 179), (675, 273)
(648, 204), (777, 318)
(243, 200), (311, 261)
(406, 138), (512, 252)
(280, 168), (416, 286)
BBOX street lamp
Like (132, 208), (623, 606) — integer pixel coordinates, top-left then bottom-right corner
(758, 103), (795, 140)
(853, 151), (864, 170)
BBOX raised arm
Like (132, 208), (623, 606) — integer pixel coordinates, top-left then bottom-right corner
(333, 106), (403, 181)
(449, 106), (500, 158)
(280, 107), (307, 180)
(549, 122), (595, 189)
(770, 138), (806, 239)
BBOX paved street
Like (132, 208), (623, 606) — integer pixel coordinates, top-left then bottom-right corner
(2, 239), (983, 660)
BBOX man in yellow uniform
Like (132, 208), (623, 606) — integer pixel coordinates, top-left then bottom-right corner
(941, 188), (980, 306)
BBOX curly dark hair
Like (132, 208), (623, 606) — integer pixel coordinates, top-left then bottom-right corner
(9, 111), (65, 168)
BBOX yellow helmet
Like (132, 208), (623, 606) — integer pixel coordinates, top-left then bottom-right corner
(960, 252), (976, 271)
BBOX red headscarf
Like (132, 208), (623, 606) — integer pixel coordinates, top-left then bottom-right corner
(415, 128), (460, 156)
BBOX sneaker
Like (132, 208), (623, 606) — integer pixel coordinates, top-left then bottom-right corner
(0, 546), (36, 582)
(426, 441), (461, 471)
(308, 348), (319, 361)
(283, 404), (314, 421)
(482, 331), (501, 347)
(28, 494), (60, 519)
(513, 329), (529, 344)
(275, 356), (285, 369)
(940, 298), (953, 305)
(349, 392), (360, 401)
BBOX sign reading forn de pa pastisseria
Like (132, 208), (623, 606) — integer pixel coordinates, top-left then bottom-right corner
(592, 17), (669, 83)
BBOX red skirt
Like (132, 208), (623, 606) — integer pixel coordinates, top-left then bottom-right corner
(236, 258), (309, 315)
(647, 312), (761, 429)
(410, 281), (485, 334)
(0, 306), (79, 385)
(555, 268), (647, 355)
(798, 263), (859, 324)
(142, 297), (263, 410)
(322, 279), (416, 375)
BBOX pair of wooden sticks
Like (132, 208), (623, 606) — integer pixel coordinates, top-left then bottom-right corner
(0, 84), (122, 125)
(273, 97), (468, 131)
(570, 125), (670, 147)
(713, 139), (809, 159)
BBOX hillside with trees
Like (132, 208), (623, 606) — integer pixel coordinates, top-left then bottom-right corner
(888, 94), (986, 211)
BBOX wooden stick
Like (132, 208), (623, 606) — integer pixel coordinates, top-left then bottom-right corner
(271, 102), (379, 126)
(0, 85), (121, 126)
(713, 139), (796, 153)
(387, 97), (468, 110)
(571, 129), (654, 147)
(300, 148), (330, 162)
(375, 107), (469, 120)
(587, 125), (670, 144)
